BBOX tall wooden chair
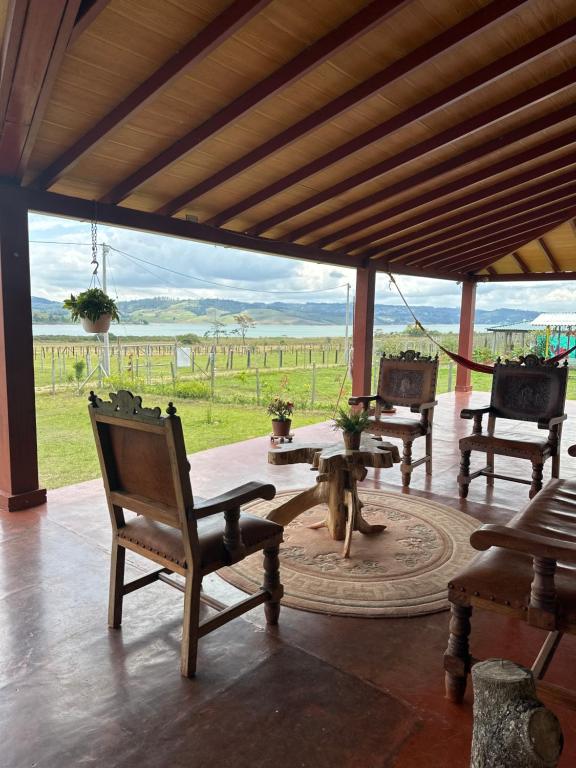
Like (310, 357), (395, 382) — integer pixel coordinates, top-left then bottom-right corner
(88, 390), (283, 678)
(458, 355), (568, 500)
(349, 350), (438, 487)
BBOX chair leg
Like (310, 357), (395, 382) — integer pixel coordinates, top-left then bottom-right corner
(181, 572), (201, 678)
(458, 450), (471, 498)
(530, 462), (544, 499)
(486, 450), (494, 487)
(401, 440), (413, 487)
(425, 431), (433, 476)
(263, 545), (283, 625)
(108, 541), (125, 629)
(552, 452), (560, 479)
(444, 603), (473, 703)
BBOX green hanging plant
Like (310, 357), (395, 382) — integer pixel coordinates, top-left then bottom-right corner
(63, 288), (120, 323)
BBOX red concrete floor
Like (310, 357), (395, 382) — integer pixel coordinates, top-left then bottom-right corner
(1, 392), (576, 767)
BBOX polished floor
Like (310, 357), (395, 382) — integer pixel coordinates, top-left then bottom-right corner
(2, 392), (576, 767)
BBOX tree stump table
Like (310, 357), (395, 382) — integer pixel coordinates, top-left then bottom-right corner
(267, 436), (401, 557)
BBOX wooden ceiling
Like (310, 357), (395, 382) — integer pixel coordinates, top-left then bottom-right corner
(1, 0), (575, 280)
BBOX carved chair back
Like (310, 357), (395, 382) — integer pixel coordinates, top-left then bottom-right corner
(490, 356), (568, 424)
(377, 350), (439, 409)
(88, 390), (198, 563)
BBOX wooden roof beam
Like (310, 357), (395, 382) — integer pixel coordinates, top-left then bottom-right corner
(218, 21), (576, 234)
(386, 183), (576, 263)
(404, 195), (576, 268)
(358, 147), (576, 260)
(157, 0), (531, 217)
(310, 90), (576, 250)
(101, 0), (411, 205)
(512, 252), (530, 273)
(362, 168), (576, 256)
(33, 0), (273, 189)
(475, 271), (576, 282)
(68, 0), (110, 45)
(0, 0), (82, 180)
(537, 237), (561, 272)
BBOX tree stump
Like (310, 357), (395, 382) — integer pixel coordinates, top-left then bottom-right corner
(470, 660), (563, 768)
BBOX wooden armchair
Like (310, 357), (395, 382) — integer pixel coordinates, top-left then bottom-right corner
(88, 390), (283, 678)
(458, 355), (568, 500)
(349, 350), (438, 487)
(445, 443), (576, 707)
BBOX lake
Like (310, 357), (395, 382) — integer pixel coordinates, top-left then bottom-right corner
(32, 322), (489, 337)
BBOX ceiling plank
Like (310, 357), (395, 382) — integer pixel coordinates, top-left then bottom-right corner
(537, 237), (561, 271)
(33, 0), (273, 190)
(68, 0), (111, 45)
(363, 168), (576, 257)
(357, 146), (576, 259)
(101, 0), (411, 205)
(309, 92), (576, 249)
(157, 0), (531, 217)
(213, 20), (576, 233)
(0, 0), (82, 179)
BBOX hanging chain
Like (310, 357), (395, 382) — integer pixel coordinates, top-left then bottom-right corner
(89, 202), (101, 288)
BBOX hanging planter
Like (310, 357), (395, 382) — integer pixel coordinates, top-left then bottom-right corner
(63, 288), (120, 334)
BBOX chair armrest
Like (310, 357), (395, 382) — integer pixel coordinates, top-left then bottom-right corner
(193, 481), (276, 518)
(460, 406), (491, 420)
(471, 524), (576, 563)
(348, 394), (379, 409)
(410, 400), (438, 413)
(569, 445), (576, 458)
(537, 414), (567, 430)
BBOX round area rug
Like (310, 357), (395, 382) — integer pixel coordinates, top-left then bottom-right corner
(220, 489), (479, 617)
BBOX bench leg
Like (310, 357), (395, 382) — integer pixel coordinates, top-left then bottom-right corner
(181, 573), (201, 678)
(444, 603), (473, 703)
(530, 462), (544, 499)
(486, 449), (494, 487)
(458, 450), (471, 498)
(108, 541), (125, 629)
(425, 431), (433, 476)
(263, 545), (282, 625)
(551, 452), (560, 479)
(401, 440), (413, 487)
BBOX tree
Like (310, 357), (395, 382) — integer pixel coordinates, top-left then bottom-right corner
(233, 313), (256, 344)
(205, 312), (227, 344)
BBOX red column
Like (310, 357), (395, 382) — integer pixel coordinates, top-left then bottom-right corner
(351, 264), (376, 396)
(455, 279), (477, 393)
(0, 190), (46, 510)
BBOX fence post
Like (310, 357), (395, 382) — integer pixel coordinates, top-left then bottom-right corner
(247, 349), (251, 368)
(51, 349), (56, 395)
(170, 361), (176, 394)
(311, 362), (316, 406)
(264, 350), (267, 368)
(279, 349), (283, 368)
(255, 368), (260, 405)
(210, 353), (215, 399)
(447, 362), (453, 392)
(229, 349), (234, 370)
(322, 349), (325, 365)
(295, 349), (298, 367)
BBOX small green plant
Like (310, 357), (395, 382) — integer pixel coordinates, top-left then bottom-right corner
(73, 359), (86, 383)
(332, 407), (370, 433)
(266, 397), (294, 421)
(63, 288), (120, 323)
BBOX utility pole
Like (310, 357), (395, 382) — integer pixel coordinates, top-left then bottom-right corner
(344, 282), (351, 365)
(102, 243), (110, 376)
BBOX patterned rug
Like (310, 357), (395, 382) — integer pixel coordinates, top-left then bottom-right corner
(220, 489), (479, 617)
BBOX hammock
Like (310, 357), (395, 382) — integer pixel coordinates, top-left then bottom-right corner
(387, 273), (575, 374)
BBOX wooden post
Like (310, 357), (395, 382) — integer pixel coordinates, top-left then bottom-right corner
(351, 264), (376, 396)
(311, 362), (316, 406)
(471, 660), (562, 768)
(456, 279), (476, 393)
(255, 368), (260, 405)
(0, 190), (46, 510)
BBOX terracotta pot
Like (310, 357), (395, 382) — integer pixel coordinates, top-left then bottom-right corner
(81, 314), (112, 334)
(272, 418), (292, 437)
(343, 431), (361, 450)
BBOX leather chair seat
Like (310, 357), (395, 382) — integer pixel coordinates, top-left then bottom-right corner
(367, 416), (425, 438)
(459, 433), (551, 459)
(119, 513), (283, 572)
(450, 479), (576, 628)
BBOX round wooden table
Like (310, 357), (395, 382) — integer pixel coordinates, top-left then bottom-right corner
(267, 435), (401, 557)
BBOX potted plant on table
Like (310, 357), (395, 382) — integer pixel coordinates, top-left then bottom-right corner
(63, 288), (120, 333)
(267, 397), (294, 437)
(332, 408), (370, 450)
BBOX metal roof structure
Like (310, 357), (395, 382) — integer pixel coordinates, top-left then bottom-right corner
(531, 313), (576, 327)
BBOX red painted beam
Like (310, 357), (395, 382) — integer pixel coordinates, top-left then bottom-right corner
(389, 184), (576, 264)
(537, 237), (562, 272)
(0, 0), (81, 179)
(311, 91), (576, 250)
(351, 265), (376, 397)
(157, 0), (530, 217)
(359, 146), (576, 261)
(33, 0), (272, 189)
(372, 170), (576, 259)
(455, 281), (476, 392)
(405, 195), (576, 268)
(68, 0), (110, 45)
(102, 0), (411, 205)
(221, 21), (576, 234)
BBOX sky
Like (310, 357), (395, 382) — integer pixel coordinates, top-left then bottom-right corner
(28, 212), (575, 312)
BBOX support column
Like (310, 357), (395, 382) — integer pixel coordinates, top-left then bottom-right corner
(455, 279), (476, 393)
(0, 190), (46, 510)
(351, 264), (376, 396)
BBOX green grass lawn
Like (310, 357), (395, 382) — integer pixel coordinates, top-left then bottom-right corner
(36, 391), (326, 489)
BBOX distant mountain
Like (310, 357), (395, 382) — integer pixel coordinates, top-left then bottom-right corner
(31, 296), (539, 327)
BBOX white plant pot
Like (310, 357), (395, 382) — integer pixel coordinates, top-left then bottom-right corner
(81, 314), (112, 333)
